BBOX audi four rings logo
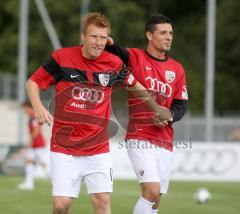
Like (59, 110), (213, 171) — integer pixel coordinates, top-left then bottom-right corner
(171, 150), (237, 174)
(146, 76), (172, 97)
(71, 87), (104, 103)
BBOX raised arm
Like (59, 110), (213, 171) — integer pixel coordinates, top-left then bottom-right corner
(105, 38), (130, 65)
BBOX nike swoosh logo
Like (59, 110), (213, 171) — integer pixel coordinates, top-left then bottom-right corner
(146, 66), (152, 70)
(70, 74), (80, 78)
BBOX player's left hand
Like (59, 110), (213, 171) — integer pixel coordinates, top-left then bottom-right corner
(152, 114), (173, 128)
(107, 36), (114, 46)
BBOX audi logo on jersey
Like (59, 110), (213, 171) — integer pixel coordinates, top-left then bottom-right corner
(146, 76), (172, 97)
(71, 87), (104, 103)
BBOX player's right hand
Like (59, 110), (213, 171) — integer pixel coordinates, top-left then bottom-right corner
(34, 105), (52, 126)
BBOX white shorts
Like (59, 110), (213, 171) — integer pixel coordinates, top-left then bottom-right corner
(50, 152), (113, 198)
(126, 139), (173, 194)
(26, 147), (47, 164)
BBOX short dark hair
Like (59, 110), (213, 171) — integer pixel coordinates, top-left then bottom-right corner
(145, 14), (173, 33)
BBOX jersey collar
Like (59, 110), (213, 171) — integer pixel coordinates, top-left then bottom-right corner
(145, 50), (168, 62)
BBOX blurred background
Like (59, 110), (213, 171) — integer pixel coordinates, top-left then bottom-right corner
(0, 0), (240, 213)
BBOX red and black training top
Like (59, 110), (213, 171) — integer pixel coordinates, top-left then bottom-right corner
(30, 45), (136, 156)
(106, 44), (188, 151)
(125, 48), (188, 151)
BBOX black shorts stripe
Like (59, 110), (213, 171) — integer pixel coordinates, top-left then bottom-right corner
(110, 168), (113, 181)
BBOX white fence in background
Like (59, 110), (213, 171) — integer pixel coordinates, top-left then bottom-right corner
(110, 141), (240, 181)
(1, 140), (240, 181)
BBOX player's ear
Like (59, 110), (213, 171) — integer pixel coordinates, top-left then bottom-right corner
(146, 31), (152, 41)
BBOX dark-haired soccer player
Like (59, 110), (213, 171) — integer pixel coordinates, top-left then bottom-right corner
(26, 12), (172, 214)
(106, 14), (188, 214)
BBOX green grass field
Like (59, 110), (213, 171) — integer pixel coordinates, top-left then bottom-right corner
(0, 176), (239, 214)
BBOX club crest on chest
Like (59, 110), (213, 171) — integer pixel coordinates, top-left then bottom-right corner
(165, 70), (175, 83)
(99, 74), (110, 86)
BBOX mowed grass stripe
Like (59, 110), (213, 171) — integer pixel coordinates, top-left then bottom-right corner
(0, 176), (239, 214)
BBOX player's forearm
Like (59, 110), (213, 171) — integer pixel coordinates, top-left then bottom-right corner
(26, 79), (44, 110)
(105, 43), (130, 65)
(170, 99), (188, 122)
(128, 82), (173, 120)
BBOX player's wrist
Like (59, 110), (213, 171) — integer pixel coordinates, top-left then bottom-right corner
(169, 110), (174, 122)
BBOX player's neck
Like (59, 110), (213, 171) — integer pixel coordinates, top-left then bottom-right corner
(146, 46), (166, 60)
(81, 46), (97, 60)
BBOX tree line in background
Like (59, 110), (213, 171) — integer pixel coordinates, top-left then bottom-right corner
(0, 0), (239, 114)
